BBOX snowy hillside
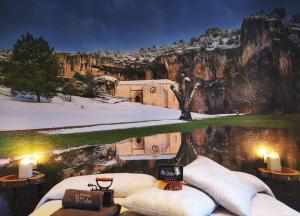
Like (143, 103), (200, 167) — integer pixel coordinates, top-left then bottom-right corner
(0, 87), (235, 133)
(72, 28), (240, 66)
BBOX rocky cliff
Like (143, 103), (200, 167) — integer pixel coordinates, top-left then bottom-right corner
(57, 8), (300, 114)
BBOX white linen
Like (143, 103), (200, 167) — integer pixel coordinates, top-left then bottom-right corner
(30, 200), (62, 216)
(249, 193), (300, 216)
(31, 194), (300, 216)
(121, 185), (217, 216)
(36, 173), (156, 209)
(233, 171), (274, 197)
(31, 161), (299, 216)
(184, 156), (257, 216)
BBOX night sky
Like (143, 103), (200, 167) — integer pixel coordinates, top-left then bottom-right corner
(1, 0), (300, 52)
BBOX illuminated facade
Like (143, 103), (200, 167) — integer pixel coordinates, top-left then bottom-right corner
(114, 79), (179, 109)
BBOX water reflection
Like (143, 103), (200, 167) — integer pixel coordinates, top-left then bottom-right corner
(191, 127), (300, 171)
(117, 133), (181, 160)
(0, 127), (300, 215)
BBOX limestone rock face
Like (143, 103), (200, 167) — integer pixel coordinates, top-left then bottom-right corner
(56, 8), (300, 113)
(56, 52), (148, 80)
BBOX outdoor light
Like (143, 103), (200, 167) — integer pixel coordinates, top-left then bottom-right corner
(267, 152), (281, 172)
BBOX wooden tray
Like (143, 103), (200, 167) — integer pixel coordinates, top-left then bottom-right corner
(0, 173), (45, 189)
(258, 167), (300, 182)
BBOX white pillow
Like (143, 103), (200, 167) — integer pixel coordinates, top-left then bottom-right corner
(121, 185), (217, 216)
(233, 171), (275, 197)
(183, 156), (256, 216)
(250, 193), (300, 216)
(36, 173), (156, 209)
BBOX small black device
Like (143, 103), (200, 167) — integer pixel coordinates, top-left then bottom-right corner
(157, 164), (183, 181)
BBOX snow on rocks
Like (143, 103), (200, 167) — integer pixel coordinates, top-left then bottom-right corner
(0, 158), (11, 167)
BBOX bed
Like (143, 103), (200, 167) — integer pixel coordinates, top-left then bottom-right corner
(30, 158), (300, 216)
(30, 194), (299, 216)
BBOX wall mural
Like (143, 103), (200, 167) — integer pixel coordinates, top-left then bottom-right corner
(0, 3), (300, 216)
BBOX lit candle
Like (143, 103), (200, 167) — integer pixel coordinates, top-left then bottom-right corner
(31, 154), (39, 169)
(19, 158), (33, 178)
(267, 152), (281, 172)
(258, 148), (268, 163)
(31, 160), (37, 169)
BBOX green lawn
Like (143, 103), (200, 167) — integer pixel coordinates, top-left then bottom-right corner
(0, 114), (299, 158)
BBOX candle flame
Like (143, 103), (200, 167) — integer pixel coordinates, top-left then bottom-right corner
(257, 146), (280, 158)
(20, 158), (35, 165)
(258, 147), (267, 157)
(268, 152), (279, 158)
(19, 154), (41, 164)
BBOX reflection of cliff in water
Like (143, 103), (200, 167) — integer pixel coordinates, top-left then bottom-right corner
(58, 132), (183, 178)
(191, 127), (300, 172)
(52, 127), (300, 178)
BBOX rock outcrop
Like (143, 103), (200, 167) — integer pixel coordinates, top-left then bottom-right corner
(55, 9), (299, 113)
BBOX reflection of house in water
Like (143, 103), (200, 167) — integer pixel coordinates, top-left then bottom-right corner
(116, 133), (181, 160)
(114, 80), (179, 109)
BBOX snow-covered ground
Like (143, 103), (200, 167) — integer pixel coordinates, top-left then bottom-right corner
(0, 87), (237, 133)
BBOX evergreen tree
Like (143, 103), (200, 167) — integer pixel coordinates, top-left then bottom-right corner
(83, 74), (96, 97)
(62, 79), (79, 102)
(73, 72), (87, 83)
(5, 33), (61, 102)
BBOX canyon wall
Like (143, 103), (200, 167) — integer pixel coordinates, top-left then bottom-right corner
(57, 9), (300, 113)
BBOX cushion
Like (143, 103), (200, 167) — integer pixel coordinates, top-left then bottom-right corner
(121, 185), (217, 216)
(183, 156), (256, 216)
(233, 171), (274, 197)
(36, 173), (156, 209)
(250, 193), (299, 216)
(30, 200), (62, 216)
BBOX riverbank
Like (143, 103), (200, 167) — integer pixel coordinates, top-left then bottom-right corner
(0, 114), (299, 159)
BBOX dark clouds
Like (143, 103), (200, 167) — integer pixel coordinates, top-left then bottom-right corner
(0, 0), (299, 52)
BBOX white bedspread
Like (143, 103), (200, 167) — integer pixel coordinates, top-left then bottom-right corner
(36, 173), (156, 209)
(32, 171), (299, 216)
(31, 194), (299, 216)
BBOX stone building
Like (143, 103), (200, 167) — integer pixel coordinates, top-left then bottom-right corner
(116, 133), (181, 160)
(114, 79), (179, 109)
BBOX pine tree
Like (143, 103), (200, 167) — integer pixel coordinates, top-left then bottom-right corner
(83, 74), (96, 97)
(5, 33), (61, 102)
(62, 80), (79, 102)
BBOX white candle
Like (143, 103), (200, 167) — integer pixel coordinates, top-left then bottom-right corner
(30, 159), (37, 169)
(267, 152), (281, 172)
(31, 154), (40, 169)
(19, 159), (33, 178)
